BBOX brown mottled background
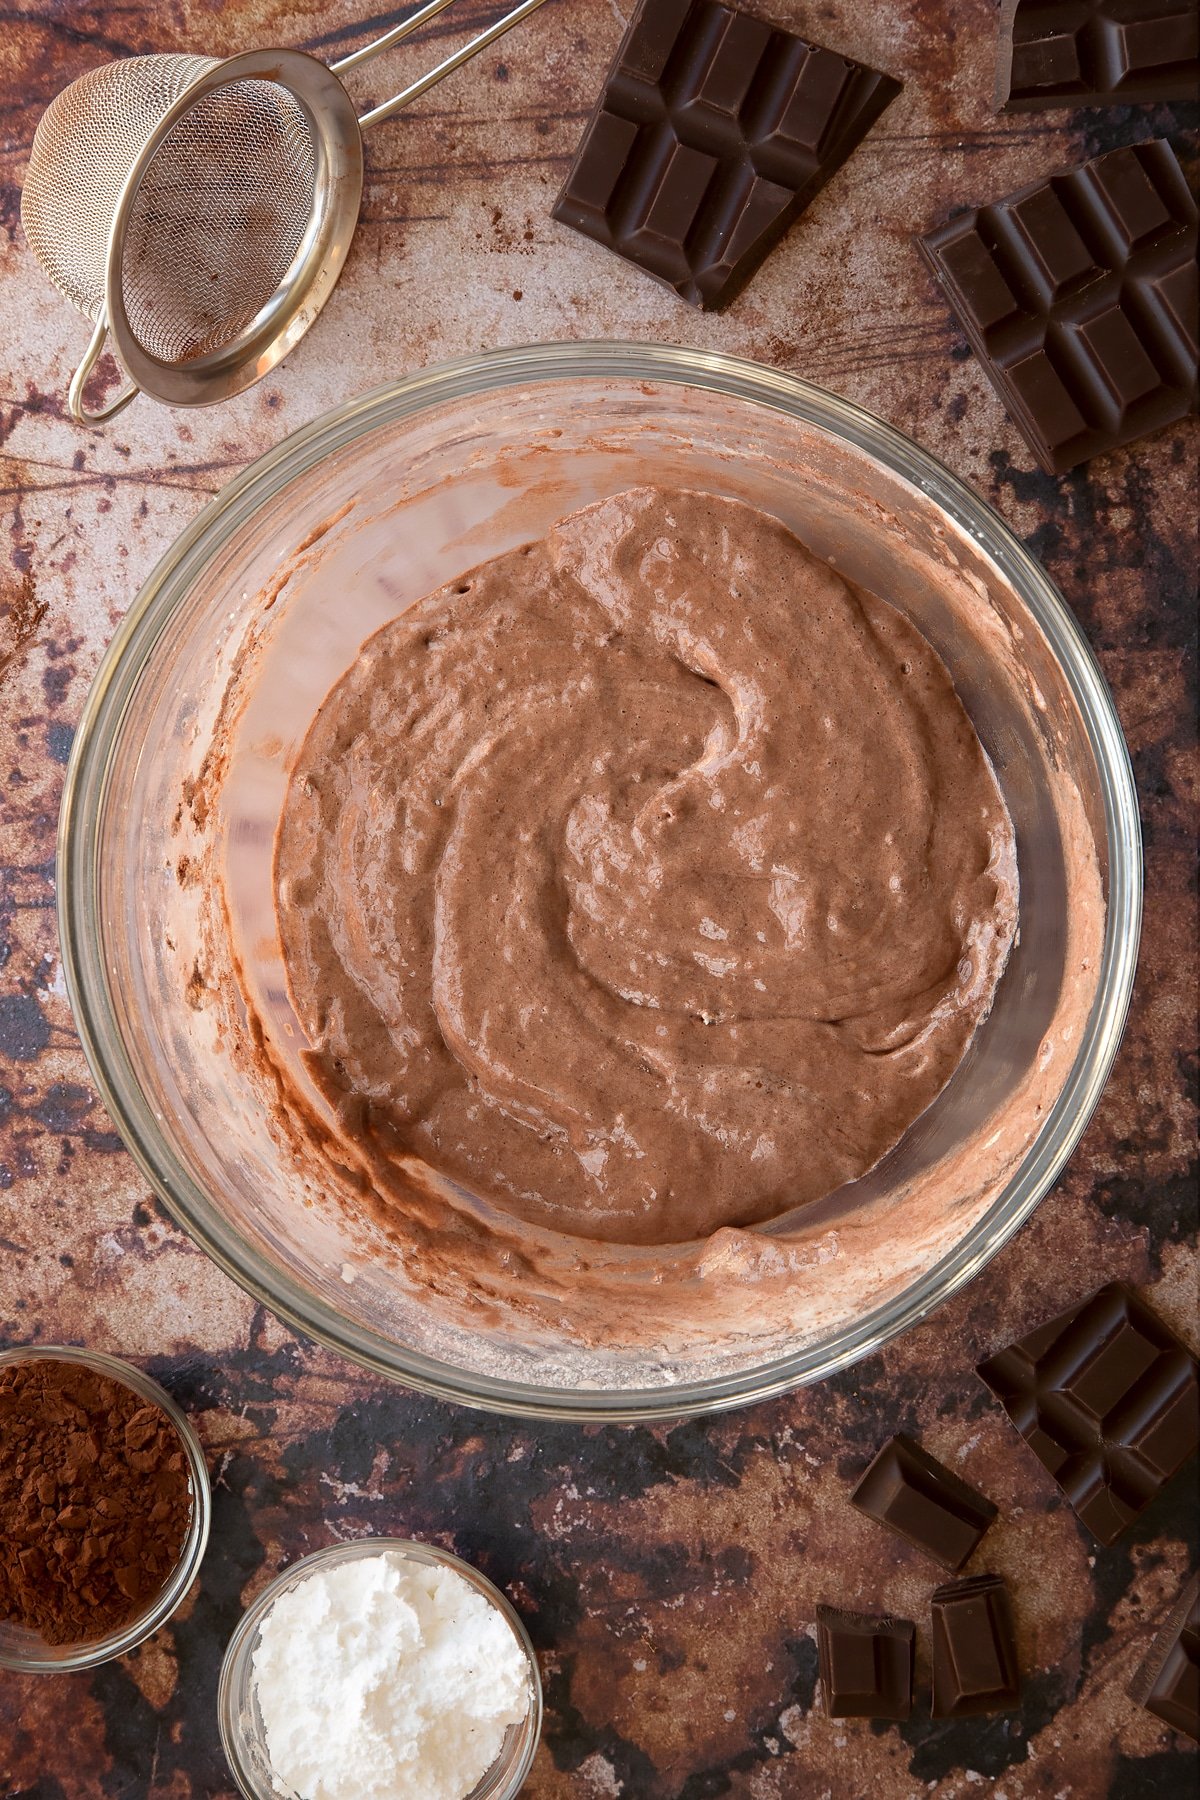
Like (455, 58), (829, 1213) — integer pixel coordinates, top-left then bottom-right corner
(0, 1), (1196, 1795)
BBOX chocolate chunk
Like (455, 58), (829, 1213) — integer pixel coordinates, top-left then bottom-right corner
(920, 139), (1198, 474)
(931, 1574), (1021, 1718)
(552, 0), (901, 309)
(817, 1604), (915, 1720)
(1131, 1577), (1200, 1744)
(978, 1281), (1199, 1545)
(998, 0), (1199, 110)
(850, 1433), (998, 1570)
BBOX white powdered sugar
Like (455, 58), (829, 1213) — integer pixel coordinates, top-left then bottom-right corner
(249, 1550), (532, 1800)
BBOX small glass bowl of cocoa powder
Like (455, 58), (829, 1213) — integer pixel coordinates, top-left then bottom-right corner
(0, 1346), (211, 1672)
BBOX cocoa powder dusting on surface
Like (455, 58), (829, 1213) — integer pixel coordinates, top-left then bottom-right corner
(0, 1358), (193, 1646)
(0, 568), (47, 688)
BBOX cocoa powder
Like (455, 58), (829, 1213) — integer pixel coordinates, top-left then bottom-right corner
(0, 1356), (193, 1645)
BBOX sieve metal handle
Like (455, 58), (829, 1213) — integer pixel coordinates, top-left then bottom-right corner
(69, 310), (140, 425)
(330, 0), (555, 132)
(330, 0), (463, 74)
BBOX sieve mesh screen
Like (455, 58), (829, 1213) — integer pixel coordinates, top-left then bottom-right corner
(120, 79), (318, 364)
(21, 54), (318, 366)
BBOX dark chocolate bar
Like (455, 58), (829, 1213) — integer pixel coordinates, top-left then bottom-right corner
(920, 139), (1198, 474)
(552, 0), (901, 309)
(978, 1282), (1200, 1545)
(817, 1604), (915, 1720)
(931, 1574), (1021, 1718)
(851, 1434), (997, 1571)
(998, 0), (1200, 110)
(1130, 1576), (1200, 1744)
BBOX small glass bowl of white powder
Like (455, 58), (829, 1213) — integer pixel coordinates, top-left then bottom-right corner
(218, 1538), (542, 1800)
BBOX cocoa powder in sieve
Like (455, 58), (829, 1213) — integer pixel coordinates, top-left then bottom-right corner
(0, 1356), (194, 1645)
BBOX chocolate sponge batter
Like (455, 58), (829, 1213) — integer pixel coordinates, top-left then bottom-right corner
(275, 488), (1018, 1247)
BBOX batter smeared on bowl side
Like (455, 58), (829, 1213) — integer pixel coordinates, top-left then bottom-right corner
(275, 488), (1018, 1246)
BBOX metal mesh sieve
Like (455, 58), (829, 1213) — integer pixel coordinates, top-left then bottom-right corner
(19, 0), (555, 422)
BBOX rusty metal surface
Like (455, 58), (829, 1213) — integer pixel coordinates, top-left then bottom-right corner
(0, 0), (1196, 1794)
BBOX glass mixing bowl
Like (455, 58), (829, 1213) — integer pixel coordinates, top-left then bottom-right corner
(58, 342), (1140, 1419)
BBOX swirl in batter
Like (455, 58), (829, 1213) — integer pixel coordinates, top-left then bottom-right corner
(275, 488), (1018, 1247)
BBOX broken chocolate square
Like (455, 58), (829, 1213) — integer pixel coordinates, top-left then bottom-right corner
(851, 1433), (998, 1571)
(553, 0), (901, 309)
(978, 1281), (1200, 1545)
(931, 1574), (1021, 1718)
(920, 139), (1198, 474)
(817, 1604), (915, 1720)
(998, 0), (1199, 110)
(1131, 1576), (1200, 1744)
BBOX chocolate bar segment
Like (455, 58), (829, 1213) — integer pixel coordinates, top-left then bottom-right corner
(931, 1574), (1021, 1718)
(998, 0), (1200, 110)
(920, 139), (1198, 474)
(851, 1434), (998, 1571)
(1131, 1577), (1200, 1744)
(978, 1282), (1200, 1545)
(817, 1604), (915, 1720)
(553, 0), (902, 309)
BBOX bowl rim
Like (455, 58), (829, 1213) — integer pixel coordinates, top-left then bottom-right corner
(216, 1536), (543, 1800)
(0, 1344), (211, 1671)
(57, 339), (1142, 1421)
